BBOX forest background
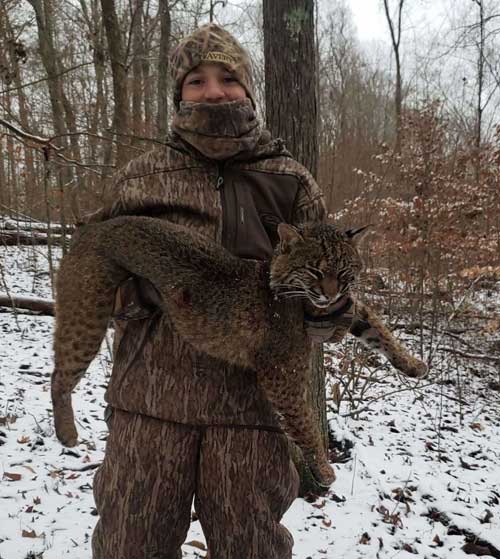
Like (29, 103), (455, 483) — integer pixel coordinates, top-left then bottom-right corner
(1, 3), (500, 556)
(0, 0), (499, 370)
(1, 0), (500, 307)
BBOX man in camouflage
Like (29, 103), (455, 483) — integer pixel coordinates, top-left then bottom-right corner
(91, 23), (350, 559)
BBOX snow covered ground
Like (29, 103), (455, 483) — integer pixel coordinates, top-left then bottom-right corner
(1, 245), (499, 559)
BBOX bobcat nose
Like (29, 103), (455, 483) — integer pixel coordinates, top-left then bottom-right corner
(320, 277), (339, 299)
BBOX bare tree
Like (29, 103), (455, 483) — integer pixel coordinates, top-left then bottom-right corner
(383, 0), (405, 150)
(263, 0), (328, 495)
(263, 0), (318, 174)
(100, 0), (130, 167)
(157, 0), (172, 139)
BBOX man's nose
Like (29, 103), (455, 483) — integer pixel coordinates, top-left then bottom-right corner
(204, 78), (225, 102)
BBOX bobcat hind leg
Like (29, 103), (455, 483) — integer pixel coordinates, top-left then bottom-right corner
(52, 254), (124, 446)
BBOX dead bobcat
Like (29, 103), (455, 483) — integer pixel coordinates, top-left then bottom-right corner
(51, 216), (427, 487)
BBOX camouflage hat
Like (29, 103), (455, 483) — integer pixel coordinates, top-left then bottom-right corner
(170, 23), (256, 109)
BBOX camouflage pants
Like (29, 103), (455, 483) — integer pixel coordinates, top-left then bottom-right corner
(92, 409), (299, 559)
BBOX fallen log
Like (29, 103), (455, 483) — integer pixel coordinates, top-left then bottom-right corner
(1, 219), (74, 235)
(0, 230), (64, 246)
(0, 293), (55, 315)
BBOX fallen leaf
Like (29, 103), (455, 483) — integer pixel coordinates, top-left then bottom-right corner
(0, 414), (17, 426)
(66, 473), (80, 480)
(3, 472), (22, 481)
(33, 497), (41, 505)
(17, 435), (30, 444)
(322, 518), (332, 527)
(470, 422), (484, 431)
(433, 534), (443, 547)
(331, 383), (341, 406)
(48, 469), (63, 479)
(312, 499), (326, 509)
(462, 542), (492, 556)
(22, 529), (37, 538)
(480, 510), (493, 524)
(185, 540), (206, 551)
(360, 532), (371, 544)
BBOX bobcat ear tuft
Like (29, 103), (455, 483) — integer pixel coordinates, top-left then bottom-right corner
(345, 225), (371, 245)
(277, 223), (303, 253)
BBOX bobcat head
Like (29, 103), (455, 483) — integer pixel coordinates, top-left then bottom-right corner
(269, 223), (368, 309)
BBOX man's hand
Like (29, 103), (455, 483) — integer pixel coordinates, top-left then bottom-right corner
(304, 295), (355, 344)
(113, 277), (161, 321)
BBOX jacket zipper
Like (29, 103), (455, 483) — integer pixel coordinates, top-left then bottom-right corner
(215, 161), (225, 190)
(217, 162), (237, 252)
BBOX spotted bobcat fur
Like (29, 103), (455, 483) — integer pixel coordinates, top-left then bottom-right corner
(51, 217), (427, 487)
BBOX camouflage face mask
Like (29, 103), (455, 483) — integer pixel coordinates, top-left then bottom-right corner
(171, 98), (261, 160)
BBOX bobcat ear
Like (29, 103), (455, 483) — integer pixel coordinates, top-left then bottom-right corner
(345, 225), (371, 245)
(277, 223), (303, 253)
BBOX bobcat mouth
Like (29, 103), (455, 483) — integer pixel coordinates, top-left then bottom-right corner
(309, 293), (331, 308)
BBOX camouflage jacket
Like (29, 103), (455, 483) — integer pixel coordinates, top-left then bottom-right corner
(99, 133), (326, 428)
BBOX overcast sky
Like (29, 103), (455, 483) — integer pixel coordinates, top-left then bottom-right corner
(341, 0), (451, 45)
(348, 0), (389, 41)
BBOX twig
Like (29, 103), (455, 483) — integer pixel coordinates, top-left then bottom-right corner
(427, 275), (485, 367)
(335, 381), (437, 417)
(434, 346), (500, 363)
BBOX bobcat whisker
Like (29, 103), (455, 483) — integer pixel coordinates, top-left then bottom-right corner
(276, 291), (308, 299)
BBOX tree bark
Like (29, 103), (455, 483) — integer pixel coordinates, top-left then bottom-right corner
(100, 0), (130, 168)
(263, 0), (328, 496)
(156, 0), (171, 140)
(131, 0), (145, 144)
(263, 0), (318, 174)
(383, 0), (405, 151)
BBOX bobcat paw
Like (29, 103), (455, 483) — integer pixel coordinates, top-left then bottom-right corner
(309, 459), (336, 488)
(55, 423), (79, 447)
(405, 359), (428, 379)
(53, 406), (79, 447)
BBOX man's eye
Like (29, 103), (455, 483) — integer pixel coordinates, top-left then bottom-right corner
(223, 76), (238, 83)
(187, 78), (203, 85)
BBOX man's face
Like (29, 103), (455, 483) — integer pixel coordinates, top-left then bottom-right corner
(181, 62), (247, 103)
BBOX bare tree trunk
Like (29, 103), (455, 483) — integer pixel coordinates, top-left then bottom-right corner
(474, 0), (485, 180)
(263, 0), (318, 173)
(80, 0), (113, 168)
(0, 136), (6, 210)
(27, 0), (71, 151)
(142, 8), (154, 138)
(1, 8), (37, 213)
(100, 0), (130, 167)
(156, 0), (171, 140)
(131, 0), (145, 144)
(383, 0), (405, 151)
(263, 0), (327, 496)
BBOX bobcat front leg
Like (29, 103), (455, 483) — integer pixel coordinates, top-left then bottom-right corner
(257, 367), (336, 488)
(350, 301), (428, 378)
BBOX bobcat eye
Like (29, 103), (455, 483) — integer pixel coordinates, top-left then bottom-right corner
(338, 270), (353, 283)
